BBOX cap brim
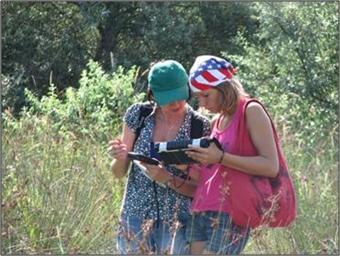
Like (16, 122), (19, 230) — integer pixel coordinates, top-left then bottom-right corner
(153, 86), (189, 106)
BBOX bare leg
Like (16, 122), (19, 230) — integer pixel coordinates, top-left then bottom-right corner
(190, 241), (205, 254)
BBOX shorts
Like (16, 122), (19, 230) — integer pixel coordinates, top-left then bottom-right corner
(186, 211), (250, 254)
(117, 215), (189, 254)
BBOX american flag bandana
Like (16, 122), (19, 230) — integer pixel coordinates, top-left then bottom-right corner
(189, 55), (237, 92)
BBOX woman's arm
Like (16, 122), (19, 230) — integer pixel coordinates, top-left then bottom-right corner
(186, 103), (279, 178)
(108, 124), (136, 178)
(166, 172), (199, 197)
(139, 163), (199, 197)
(221, 102), (279, 177)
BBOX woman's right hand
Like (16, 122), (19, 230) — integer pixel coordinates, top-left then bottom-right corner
(107, 138), (128, 161)
(174, 164), (188, 172)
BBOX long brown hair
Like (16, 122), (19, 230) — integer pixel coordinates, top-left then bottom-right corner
(147, 89), (155, 103)
(215, 79), (249, 115)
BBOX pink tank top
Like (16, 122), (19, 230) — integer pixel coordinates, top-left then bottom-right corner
(191, 97), (296, 228)
(191, 97), (255, 213)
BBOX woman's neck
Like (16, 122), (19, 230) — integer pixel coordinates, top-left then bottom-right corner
(153, 106), (187, 141)
(217, 112), (232, 130)
(156, 106), (187, 124)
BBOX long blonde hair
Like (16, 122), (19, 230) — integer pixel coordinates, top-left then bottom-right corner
(215, 78), (249, 115)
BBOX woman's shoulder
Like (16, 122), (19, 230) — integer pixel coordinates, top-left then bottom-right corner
(126, 102), (144, 113)
(245, 100), (266, 116)
(125, 101), (154, 117)
(123, 102), (151, 130)
(245, 100), (271, 127)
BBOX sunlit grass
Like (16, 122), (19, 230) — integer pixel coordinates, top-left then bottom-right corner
(2, 116), (124, 254)
(244, 125), (338, 254)
(2, 115), (338, 254)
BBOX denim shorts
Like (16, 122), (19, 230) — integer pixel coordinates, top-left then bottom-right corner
(117, 216), (189, 254)
(186, 211), (250, 254)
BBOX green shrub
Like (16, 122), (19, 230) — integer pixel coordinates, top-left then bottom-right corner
(12, 60), (145, 144)
(226, 2), (338, 147)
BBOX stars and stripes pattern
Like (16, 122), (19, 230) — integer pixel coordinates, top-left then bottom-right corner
(189, 55), (237, 92)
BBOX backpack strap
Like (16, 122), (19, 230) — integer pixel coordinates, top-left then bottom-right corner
(134, 102), (154, 144)
(131, 102), (160, 225)
(190, 112), (204, 138)
(244, 99), (287, 165)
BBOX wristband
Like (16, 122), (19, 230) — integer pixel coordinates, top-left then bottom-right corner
(218, 150), (224, 164)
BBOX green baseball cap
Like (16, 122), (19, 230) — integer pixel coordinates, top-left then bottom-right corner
(148, 60), (189, 106)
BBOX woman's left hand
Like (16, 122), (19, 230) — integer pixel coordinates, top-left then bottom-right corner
(185, 143), (223, 165)
(139, 162), (171, 183)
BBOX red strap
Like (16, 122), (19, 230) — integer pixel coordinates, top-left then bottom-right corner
(242, 99), (285, 163)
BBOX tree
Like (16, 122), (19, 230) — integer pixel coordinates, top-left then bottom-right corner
(2, 2), (99, 114)
(2, 1), (258, 114)
(228, 2), (338, 141)
(77, 1), (258, 89)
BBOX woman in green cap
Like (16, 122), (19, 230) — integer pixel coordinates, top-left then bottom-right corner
(108, 60), (210, 254)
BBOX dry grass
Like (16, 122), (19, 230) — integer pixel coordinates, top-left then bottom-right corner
(2, 116), (338, 254)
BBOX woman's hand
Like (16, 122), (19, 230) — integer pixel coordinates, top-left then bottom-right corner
(107, 138), (128, 162)
(174, 164), (189, 172)
(139, 162), (171, 184)
(185, 143), (223, 165)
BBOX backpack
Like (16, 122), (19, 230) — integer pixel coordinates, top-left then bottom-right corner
(225, 99), (296, 228)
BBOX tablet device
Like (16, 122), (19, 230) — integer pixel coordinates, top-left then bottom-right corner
(132, 160), (166, 188)
(153, 137), (222, 165)
(127, 152), (160, 165)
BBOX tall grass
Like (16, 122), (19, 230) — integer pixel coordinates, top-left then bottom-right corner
(2, 115), (125, 254)
(244, 123), (338, 254)
(2, 112), (338, 254)
(2, 77), (338, 255)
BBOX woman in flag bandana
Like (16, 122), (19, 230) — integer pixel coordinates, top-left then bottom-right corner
(185, 55), (282, 254)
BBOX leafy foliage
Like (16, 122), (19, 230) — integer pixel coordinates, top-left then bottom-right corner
(6, 60), (145, 143)
(2, 2), (99, 114)
(94, 1), (258, 70)
(2, 1), (258, 114)
(227, 2), (338, 145)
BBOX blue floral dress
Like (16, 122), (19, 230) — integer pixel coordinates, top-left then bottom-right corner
(120, 102), (211, 223)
